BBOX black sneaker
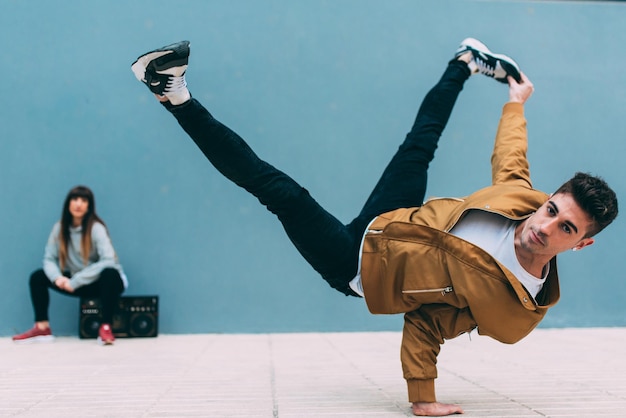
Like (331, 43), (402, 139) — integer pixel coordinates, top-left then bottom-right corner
(131, 40), (191, 105)
(454, 38), (521, 84)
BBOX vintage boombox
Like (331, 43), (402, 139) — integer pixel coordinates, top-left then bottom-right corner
(79, 295), (159, 339)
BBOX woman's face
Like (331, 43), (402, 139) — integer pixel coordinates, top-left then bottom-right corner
(69, 197), (89, 222)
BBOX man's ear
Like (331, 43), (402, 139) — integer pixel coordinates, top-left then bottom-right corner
(573, 238), (594, 251)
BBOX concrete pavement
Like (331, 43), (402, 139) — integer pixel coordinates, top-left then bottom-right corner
(2, 328), (626, 417)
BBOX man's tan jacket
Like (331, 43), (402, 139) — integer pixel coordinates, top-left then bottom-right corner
(360, 102), (560, 403)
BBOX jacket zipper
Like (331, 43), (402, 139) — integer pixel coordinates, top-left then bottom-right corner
(402, 286), (453, 295)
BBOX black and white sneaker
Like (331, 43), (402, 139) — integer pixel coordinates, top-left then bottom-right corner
(131, 40), (191, 105)
(454, 38), (521, 84)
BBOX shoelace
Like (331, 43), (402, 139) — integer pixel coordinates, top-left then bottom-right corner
(474, 57), (496, 77)
(165, 75), (187, 94)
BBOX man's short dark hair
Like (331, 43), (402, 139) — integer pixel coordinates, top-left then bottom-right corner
(554, 172), (618, 237)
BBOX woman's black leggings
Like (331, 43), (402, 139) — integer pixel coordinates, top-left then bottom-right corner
(29, 267), (125, 323)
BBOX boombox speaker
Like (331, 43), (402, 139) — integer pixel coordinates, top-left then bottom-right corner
(79, 295), (159, 339)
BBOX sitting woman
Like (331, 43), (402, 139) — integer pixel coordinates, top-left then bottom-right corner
(13, 185), (127, 345)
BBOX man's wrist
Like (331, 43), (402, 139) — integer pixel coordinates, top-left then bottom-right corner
(406, 378), (436, 403)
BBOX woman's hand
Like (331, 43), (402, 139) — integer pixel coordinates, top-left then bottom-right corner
(54, 276), (75, 293)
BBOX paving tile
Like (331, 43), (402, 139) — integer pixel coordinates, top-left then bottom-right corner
(1, 329), (626, 417)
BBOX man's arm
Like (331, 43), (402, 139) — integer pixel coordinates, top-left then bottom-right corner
(404, 313), (464, 416)
(490, 72), (535, 187)
(403, 306), (476, 416)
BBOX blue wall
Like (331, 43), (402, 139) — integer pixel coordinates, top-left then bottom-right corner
(2, 0), (625, 336)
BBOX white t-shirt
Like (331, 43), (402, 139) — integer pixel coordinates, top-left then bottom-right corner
(349, 219), (375, 297)
(450, 210), (547, 299)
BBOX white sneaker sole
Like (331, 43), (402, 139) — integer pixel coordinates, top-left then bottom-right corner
(97, 337), (114, 346)
(13, 335), (55, 344)
(131, 50), (173, 81)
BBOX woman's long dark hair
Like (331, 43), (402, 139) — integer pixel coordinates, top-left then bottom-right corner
(58, 185), (106, 270)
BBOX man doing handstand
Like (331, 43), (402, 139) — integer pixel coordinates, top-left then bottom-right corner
(131, 38), (618, 416)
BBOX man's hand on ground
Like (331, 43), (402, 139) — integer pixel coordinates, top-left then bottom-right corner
(412, 401), (464, 416)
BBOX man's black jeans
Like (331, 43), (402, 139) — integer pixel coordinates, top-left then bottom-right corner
(167, 60), (470, 296)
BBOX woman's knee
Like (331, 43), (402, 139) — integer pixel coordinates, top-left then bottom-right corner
(29, 269), (49, 287)
(98, 268), (125, 293)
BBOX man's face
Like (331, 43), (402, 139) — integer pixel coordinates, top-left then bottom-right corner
(516, 192), (594, 258)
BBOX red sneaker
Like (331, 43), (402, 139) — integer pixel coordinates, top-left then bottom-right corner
(12, 326), (55, 344)
(98, 323), (115, 345)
